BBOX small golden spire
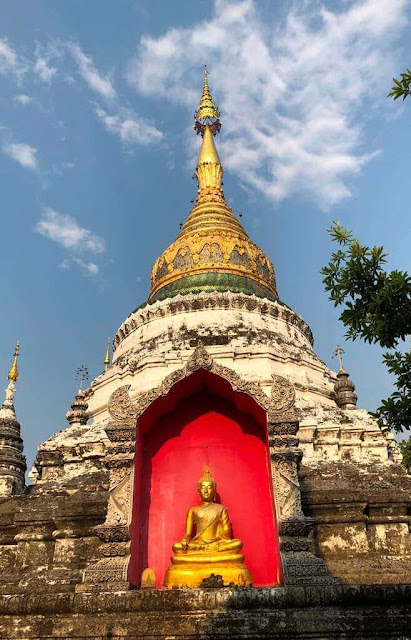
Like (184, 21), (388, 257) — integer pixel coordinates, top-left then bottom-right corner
(194, 66), (221, 135)
(7, 342), (19, 382)
(104, 338), (111, 372)
(194, 70), (224, 197)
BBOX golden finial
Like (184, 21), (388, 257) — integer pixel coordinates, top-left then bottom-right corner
(194, 68), (223, 192)
(194, 66), (221, 136)
(7, 341), (19, 382)
(104, 338), (111, 372)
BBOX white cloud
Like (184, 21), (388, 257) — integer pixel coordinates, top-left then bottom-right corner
(34, 57), (57, 83)
(58, 256), (99, 275)
(13, 94), (32, 106)
(3, 142), (38, 170)
(128, 0), (407, 209)
(0, 38), (24, 77)
(72, 257), (99, 275)
(35, 207), (105, 254)
(68, 42), (117, 101)
(94, 104), (163, 146)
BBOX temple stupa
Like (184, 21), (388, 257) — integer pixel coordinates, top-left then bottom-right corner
(0, 71), (410, 640)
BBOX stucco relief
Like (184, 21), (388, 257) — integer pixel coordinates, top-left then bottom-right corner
(107, 386), (136, 425)
(105, 471), (133, 528)
(270, 374), (296, 412)
(271, 457), (304, 521)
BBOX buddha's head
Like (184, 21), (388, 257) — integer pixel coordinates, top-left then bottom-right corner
(197, 466), (216, 502)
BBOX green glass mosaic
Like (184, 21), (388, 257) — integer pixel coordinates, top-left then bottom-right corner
(148, 272), (277, 304)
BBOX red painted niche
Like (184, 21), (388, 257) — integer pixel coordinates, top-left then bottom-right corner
(129, 369), (282, 588)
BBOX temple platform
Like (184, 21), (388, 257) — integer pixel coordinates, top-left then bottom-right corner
(1, 585), (411, 639)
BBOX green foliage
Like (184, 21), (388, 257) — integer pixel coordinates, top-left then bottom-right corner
(321, 222), (411, 432)
(399, 438), (411, 469)
(388, 70), (411, 101)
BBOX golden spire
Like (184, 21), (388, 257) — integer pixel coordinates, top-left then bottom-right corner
(197, 123), (221, 165)
(148, 70), (278, 303)
(104, 338), (111, 372)
(194, 67), (221, 133)
(7, 342), (19, 382)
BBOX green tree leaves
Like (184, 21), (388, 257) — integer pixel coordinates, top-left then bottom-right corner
(321, 222), (411, 434)
(388, 70), (411, 101)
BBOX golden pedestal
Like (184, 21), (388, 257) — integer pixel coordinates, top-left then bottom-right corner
(163, 552), (253, 589)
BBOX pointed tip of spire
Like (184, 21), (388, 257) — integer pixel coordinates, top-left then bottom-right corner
(104, 338), (111, 371)
(194, 66), (221, 136)
(7, 341), (20, 382)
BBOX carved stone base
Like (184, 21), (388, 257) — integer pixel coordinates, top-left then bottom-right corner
(281, 550), (339, 586)
(76, 556), (131, 593)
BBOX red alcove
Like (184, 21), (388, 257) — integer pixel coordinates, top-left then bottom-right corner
(129, 369), (282, 588)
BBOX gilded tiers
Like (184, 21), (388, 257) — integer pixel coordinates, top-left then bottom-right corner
(148, 75), (277, 303)
(194, 70), (220, 133)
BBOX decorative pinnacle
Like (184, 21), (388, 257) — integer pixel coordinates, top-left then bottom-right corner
(7, 342), (20, 382)
(104, 338), (111, 372)
(332, 345), (345, 370)
(76, 365), (89, 391)
(194, 66), (221, 136)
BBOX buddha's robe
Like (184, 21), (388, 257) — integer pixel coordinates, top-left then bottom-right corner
(173, 502), (242, 554)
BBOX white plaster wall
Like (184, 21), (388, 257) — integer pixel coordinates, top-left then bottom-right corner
(32, 292), (399, 482)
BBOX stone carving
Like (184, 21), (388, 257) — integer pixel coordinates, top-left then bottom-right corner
(109, 344), (290, 427)
(105, 471), (133, 527)
(80, 557), (129, 589)
(95, 525), (130, 543)
(272, 458), (304, 521)
(186, 342), (214, 372)
(270, 375), (296, 412)
(107, 386), (136, 425)
(101, 543), (128, 557)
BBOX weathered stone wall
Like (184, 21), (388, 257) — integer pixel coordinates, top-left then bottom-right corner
(0, 471), (108, 596)
(2, 460), (411, 596)
(1, 586), (411, 639)
(1, 446), (411, 636)
(301, 461), (411, 584)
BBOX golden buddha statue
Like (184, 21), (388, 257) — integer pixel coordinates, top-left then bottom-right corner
(163, 467), (253, 588)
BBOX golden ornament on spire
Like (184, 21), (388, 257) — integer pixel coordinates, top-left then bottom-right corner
(7, 342), (19, 382)
(104, 339), (111, 372)
(194, 67), (221, 136)
(148, 69), (277, 304)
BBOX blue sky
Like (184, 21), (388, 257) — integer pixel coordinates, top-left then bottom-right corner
(0, 0), (410, 468)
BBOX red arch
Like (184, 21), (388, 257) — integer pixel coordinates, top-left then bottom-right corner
(129, 369), (282, 588)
